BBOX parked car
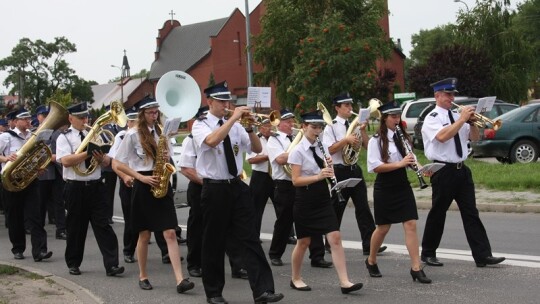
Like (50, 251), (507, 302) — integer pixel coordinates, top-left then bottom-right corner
(412, 99), (518, 150)
(471, 103), (540, 163)
(170, 138), (189, 207)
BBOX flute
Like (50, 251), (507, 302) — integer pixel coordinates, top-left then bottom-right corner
(315, 136), (347, 204)
(395, 125), (428, 189)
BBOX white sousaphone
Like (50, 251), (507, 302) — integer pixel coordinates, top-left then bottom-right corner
(155, 70), (201, 122)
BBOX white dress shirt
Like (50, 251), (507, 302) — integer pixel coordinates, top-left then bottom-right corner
(267, 131), (292, 181)
(366, 129), (403, 173)
(323, 116), (348, 165)
(288, 136), (329, 177)
(114, 127), (161, 172)
(56, 126), (102, 181)
(0, 127), (30, 171)
(246, 133), (270, 173)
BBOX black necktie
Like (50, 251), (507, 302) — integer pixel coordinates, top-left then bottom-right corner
(309, 146), (325, 169)
(286, 135), (293, 142)
(344, 120), (350, 129)
(218, 119), (238, 177)
(79, 131), (91, 168)
(448, 110), (463, 157)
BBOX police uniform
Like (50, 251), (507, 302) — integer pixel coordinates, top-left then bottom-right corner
(50, 127), (68, 239)
(322, 93), (378, 253)
(102, 108), (120, 224)
(56, 102), (122, 275)
(0, 109), (51, 261)
(192, 82), (281, 303)
(420, 78), (504, 267)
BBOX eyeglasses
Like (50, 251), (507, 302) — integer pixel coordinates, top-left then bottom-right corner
(145, 110), (159, 116)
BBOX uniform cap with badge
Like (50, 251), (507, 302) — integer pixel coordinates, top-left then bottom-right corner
(301, 110), (326, 125)
(377, 101), (402, 115)
(36, 105), (49, 116)
(430, 77), (459, 93)
(67, 102), (90, 117)
(279, 109), (295, 120)
(332, 92), (353, 105)
(204, 81), (232, 101)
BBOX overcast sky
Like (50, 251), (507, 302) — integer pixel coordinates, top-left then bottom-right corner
(0, 0), (518, 94)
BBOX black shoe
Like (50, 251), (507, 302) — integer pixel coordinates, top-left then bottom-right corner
(311, 259), (333, 268)
(56, 231), (67, 240)
(162, 253), (171, 264)
(106, 266), (125, 276)
(340, 283), (363, 294)
(254, 291), (284, 303)
(34, 251), (53, 262)
(188, 268), (202, 277)
(13, 252), (24, 260)
(287, 236), (297, 245)
(207, 296), (228, 304)
(177, 235), (187, 244)
(108, 218), (114, 224)
(270, 258), (283, 266)
(365, 258), (382, 277)
(290, 280), (311, 291)
(124, 254), (136, 263)
(231, 268), (248, 279)
(176, 278), (195, 293)
(475, 256), (505, 267)
(363, 245), (388, 256)
(421, 256), (444, 267)
(139, 278), (153, 290)
(69, 267), (81, 275)
(410, 268), (432, 284)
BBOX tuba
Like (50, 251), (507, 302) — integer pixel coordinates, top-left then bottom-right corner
(2, 101), (69, 192)
(342, 109), (364, 166)
(73, 100), (128, 176)
(283, 127), (304, 177)
(367, 98), (383, 120)
(153, 70), (200, 197)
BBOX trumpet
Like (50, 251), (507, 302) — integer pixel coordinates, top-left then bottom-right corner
(225, 109), (280, 128)
(452, 102), (502, 131)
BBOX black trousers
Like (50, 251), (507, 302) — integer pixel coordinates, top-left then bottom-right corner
(201, 179), (274, 299)
(64, 180), (119, 270)
(51, 175), (66, 233)
(118, 181), (168, 257)
(333, 165), (376, 249)
(39, 179), (56, 224)
(4, 180), (48, 259)
(186, 181), (203, 270)
(249, 170), (275, 235)
(268, 180), (325, 261)
(421, 164), (492, 262)
(102, 171), (118, 220)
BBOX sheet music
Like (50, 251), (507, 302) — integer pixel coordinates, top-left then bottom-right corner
(331, 178), (362, 192)
(417, 163), (445, 175)
(476, 96), (496, 113)
(163, 117), (182, 137)
(358, 108), (370, 123)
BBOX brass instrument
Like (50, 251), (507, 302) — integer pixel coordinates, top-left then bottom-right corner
(283, 127), (304, 177)
(225, 109), (280, 128)
(150, 124), (177, 198)
(342, 110), (364, 165)
(395, 125), (428, 189)
(2, 101), (69, 192)
(451, 102), (502, 131)
(73, 100), (128, 176)
(368, 98), (383, 120)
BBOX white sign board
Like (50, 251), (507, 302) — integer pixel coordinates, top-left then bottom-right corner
(247, 87), (272, 109)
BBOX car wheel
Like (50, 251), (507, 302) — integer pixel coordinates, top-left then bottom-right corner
(495, 157), (511, 164)
(509, 140), (539, 163)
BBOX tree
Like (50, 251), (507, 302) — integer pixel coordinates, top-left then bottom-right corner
(109, 69), (150, 83)
(409, 25), (458, 67)
(0, 37), (94, 110)
(513, 0), (540, 98)
(253, 0), (392, 112)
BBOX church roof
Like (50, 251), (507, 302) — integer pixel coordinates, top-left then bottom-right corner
(149, 17), (229, 80)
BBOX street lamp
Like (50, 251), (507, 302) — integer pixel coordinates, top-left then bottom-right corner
(454, 0), (470, 11)
(110, 64), (124, 103)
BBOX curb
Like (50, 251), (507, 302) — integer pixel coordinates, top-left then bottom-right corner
(0, 261), (103, 304)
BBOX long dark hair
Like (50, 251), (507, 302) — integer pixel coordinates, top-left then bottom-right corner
(137, 110), (162, 162)
(375, 113), (411, 163)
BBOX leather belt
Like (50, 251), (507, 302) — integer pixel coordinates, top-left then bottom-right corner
(203, 176), (241, 184)
(334, 164), (356, 170)
(274, 179), (292, 185)
(434, 160), (463, 170)
(66, 179), (102, 186)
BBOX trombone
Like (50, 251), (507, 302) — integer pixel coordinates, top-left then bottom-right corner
(451, 102), (502, 131)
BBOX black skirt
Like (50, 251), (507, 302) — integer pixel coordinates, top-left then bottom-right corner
(293, 180), (339, 238)
(373, 168), (418, 225)
(131, 171), (178, 232)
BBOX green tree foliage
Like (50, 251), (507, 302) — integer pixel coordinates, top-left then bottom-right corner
(409, 25), (458, 67)
(513, 0), (540, 98)
(253, 0), (392, 113)
(0, 37), (94, 109)
(109, 69), (150, 83)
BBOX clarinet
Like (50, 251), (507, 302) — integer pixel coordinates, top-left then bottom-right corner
(395, 125), (428, 189)
(315, 136), (347, 204)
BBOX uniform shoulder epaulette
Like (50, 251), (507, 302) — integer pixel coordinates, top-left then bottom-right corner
(62, 129), (72, 134)
(429, 112), (438, 117)
(373, 133), (380, 138)
(196, 116), (207, 121)
(332, 120), (337, 124)
(271, 133), (279, 137)
(188, 134), (193, 138)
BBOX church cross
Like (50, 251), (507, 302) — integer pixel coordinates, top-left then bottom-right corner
(169, 10), (175, 25)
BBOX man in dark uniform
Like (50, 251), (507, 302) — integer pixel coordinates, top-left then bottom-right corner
(0, 108), (52, 261)
(420, 78), (505, 268)
(192, 82), (283, 304)
(322, 93), (386, 255)
(102, 104), (119, 225)
(56, 102), (124, 276)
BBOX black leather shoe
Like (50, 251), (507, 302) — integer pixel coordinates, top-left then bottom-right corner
(177, 235), (187, 244)
(207, 296), (228, 304)
(177, 278), (195, 293)
(69, 267), (81, 275)
(475, 256), (505, 267)
(106, 266), (125, 276)
(287, 236), (297, 245)
(410, 268), (432, 284)
(188, 268), (202, 277)
(139, 278), (153, 290)
(340, 282), (363, 294)
(34, 251), (53, 262)
(270, 258), (283, 266)
(311, 259), (333, 268)
(56, 231), (67, 240)
(231, 268), (248, 279)
(421, 256), (444, 267)
(363, 245), (388, 256)
(162, 253), (171, 264)
(365, 259), (382, 277)
(13, 252), (24, 260)
(290, 280), (311, 291)
(124, 254), (136, 263)
(254, 291), (284, 303)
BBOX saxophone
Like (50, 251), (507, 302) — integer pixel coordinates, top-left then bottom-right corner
(150, 124), (177, 198)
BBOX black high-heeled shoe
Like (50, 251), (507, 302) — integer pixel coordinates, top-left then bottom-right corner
(365, 259), (382, 277)
(290, 280), (311, 291)
(340, 282), (363, 294)
(410, 268), (432, 284)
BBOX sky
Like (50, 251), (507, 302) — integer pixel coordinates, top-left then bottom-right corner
(0, 0), (501, 94)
